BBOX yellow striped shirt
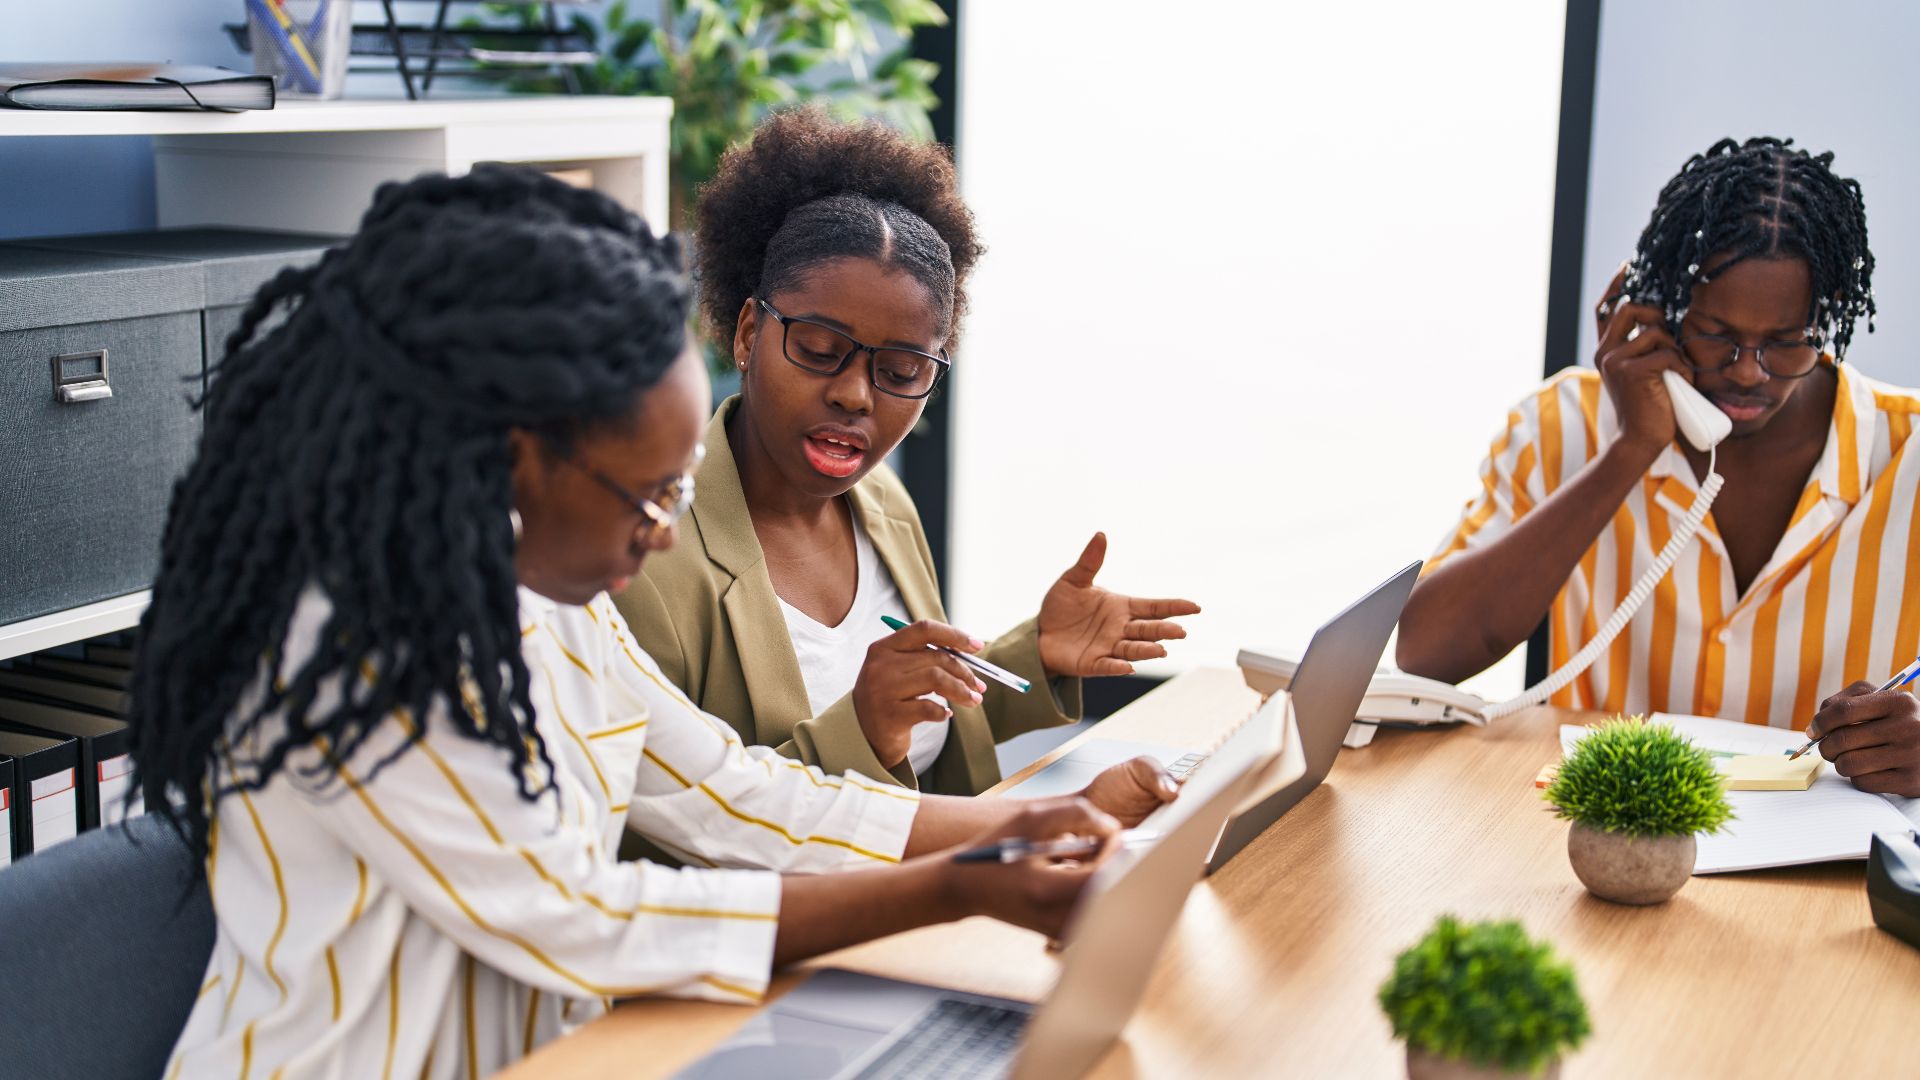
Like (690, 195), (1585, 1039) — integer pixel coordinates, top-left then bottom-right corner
(164, 587), (918, 1080)
(1431, 362), (1920, 729)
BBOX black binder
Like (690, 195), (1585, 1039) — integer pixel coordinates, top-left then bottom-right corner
(0, 698), (136, 829)
(26, 656), (132, 689)
(0, 730), (81, 856)
(83, 643), (136, 667)
(0, 756), (14, 865)
(0, 669), (126, 716)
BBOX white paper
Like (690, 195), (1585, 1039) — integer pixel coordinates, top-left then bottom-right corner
(0, 784), (11, 867)
(30, 767), (78, 852)
(1559, 716), (1919, 873)
(96, 753), (141, 826)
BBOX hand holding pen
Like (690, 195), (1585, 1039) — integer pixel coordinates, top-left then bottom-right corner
(940, 799), (1122, 941)
(952, 829), (1159, 864)
(1788, 656), (1920, 797)
(852, 618), (994, 769)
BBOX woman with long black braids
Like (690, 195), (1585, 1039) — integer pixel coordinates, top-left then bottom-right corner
(1400, 137), (1920, 797)
(134, 167), (1171, 1079)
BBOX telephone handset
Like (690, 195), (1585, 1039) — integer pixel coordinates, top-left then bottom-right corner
(1347, 362), (1731, 734)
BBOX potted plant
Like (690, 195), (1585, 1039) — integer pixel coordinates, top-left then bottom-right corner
(1543, 716), (1733, 904)
(1378, 915), (1591, 1079)
(485, 0), (949, 227)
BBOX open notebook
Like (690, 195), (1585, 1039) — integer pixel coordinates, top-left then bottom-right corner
(1559, 713), (1920, 874)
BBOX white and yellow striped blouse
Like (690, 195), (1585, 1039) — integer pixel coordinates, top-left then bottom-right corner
(165, 586), (919, 1080)
(1431, 362), (1920, 729)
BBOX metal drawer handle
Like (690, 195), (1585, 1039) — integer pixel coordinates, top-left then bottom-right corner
(52, 349), (113, 404)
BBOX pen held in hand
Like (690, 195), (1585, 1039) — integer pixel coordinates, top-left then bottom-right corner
(950, 830), (1159, 865)
(880, 614), (1031, 694)
(1786, 656), (1920, 760)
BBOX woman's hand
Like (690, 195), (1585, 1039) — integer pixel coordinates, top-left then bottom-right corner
(1037, 533), (1201, 678)
(940, 797), (1120, 939)
(852, 619), (987, 768)
(1078, 756), (1179, 827)
(1809, 681), (1920, 797)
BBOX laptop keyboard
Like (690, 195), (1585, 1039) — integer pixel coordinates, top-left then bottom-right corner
(1167, 752), (1208, 780)
(851, 997), (1032, 1079)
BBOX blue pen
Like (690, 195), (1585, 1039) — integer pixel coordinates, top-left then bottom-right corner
(1787, 655), (1920, 760)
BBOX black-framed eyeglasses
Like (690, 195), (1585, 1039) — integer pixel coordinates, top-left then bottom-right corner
(1676, 332), (1822, 380)
(555, 442), (704, 538)
(756, 297), (950, 400)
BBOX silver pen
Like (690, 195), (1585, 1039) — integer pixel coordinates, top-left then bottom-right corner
(881, 615), (1031, 693)
(950, 830), (1159, 864)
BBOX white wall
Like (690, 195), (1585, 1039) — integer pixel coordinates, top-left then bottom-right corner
(952, 2), (1565, 695)
(1582, 0), (1919, 387)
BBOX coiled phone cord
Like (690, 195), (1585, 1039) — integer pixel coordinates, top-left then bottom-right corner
(1483, 446), (1723, 720)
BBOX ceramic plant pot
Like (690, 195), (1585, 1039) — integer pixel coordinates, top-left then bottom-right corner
(1566, 822), (1694, 905)
(1406, 1046), (1561, 1080)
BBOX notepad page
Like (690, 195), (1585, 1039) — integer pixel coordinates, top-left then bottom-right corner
(1558, 718), (1919, 873)
(1692, 775), (1915, 873)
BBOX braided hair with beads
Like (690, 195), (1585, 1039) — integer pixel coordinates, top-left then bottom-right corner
(1623, 136), (1875, 358)
(128, 165), (690, 860)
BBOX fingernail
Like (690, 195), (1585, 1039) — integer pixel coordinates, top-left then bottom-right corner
(969, 690), (982, 704)
(968, 637), (985, 651)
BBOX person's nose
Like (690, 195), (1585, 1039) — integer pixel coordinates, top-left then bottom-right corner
(1721, 344), (1770, 389)
(825, 351), (875, 415)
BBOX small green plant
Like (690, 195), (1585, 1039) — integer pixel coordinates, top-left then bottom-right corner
(1544, 716), (1734, 838)
(1378, 915), (1591, 1076)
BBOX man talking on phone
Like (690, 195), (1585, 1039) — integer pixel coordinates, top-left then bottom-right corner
(1397, 137), (1920, 798)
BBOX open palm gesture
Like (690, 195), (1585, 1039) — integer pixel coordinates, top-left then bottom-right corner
(1037, 533), (1201, 678)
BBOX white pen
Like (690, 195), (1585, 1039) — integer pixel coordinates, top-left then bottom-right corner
(881, 614), (1031, 693)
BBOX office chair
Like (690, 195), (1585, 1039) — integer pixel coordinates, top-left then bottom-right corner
(0, 814), (215, 1079)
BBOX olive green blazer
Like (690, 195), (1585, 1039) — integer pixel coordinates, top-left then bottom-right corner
(613, 397), (1081, 795)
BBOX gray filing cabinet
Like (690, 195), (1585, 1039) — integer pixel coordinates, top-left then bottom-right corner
(0, 230), (337, 627)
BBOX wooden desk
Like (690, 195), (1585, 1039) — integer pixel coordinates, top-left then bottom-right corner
(501, 667), (1920, 1078)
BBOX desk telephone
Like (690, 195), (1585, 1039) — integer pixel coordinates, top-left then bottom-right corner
(1246, 366), (1733, 747)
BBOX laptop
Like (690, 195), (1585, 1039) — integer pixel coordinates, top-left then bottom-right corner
(674, 694), (1293, 1080)
(1003, 560), (1421, 874)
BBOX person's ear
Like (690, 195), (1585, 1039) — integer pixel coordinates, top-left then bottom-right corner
(734, 298), (759, 371)
(506, 427), (545, 508)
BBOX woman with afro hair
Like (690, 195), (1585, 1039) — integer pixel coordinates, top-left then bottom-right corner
(615, 107), (1199, 796)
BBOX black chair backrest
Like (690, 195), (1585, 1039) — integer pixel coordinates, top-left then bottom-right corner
(0, 814), (215, 1079)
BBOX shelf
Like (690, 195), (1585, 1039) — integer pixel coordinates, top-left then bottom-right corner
(0, 95), (670, 138)
(0, 95), (674, 657)
(0, 592), (148, 663)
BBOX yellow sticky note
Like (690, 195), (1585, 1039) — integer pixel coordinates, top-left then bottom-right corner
(1723, 754), (1822, 791)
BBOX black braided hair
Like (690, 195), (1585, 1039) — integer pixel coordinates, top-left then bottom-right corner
(693, 105), (983, 349)
(1624, 136), (1875, 358)
(129, 165), (690, 861)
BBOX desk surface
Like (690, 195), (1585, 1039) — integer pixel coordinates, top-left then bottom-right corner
(502, 667), (1920, 1078)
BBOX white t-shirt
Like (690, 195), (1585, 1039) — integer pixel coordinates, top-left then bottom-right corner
(776, 518), (951, 776)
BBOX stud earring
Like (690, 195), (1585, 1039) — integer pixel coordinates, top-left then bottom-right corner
(509, 508), (523, 543)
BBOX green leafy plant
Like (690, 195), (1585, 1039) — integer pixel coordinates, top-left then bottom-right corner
(479, 0), (948, 224)
(1544, 716), (1734, 838)
(1378, 915), (1591, 1077)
